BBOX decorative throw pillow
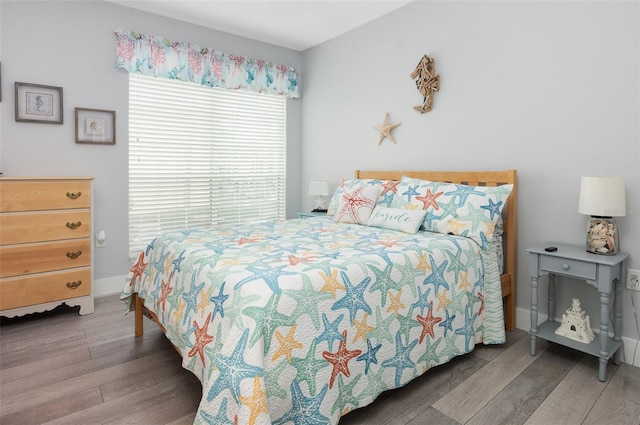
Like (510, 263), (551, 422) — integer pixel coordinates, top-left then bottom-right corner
(333, 185), (381, 225)
(366, 206), (427, 234)
(327, 178), (399, 216)
(392, 176), (513, 248)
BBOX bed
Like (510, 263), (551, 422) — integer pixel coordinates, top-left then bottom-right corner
(122, 169), (517, 425)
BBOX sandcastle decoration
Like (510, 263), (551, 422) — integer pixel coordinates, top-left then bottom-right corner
(555, 298), (594, 344)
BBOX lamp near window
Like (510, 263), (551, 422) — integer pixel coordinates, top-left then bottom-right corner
(578, 176), (626, 255)
(308, 180), (329, 212)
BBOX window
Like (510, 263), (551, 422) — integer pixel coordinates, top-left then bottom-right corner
(128, 74), (286, 256)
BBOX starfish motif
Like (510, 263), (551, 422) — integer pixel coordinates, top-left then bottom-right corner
(423, 255), (450, 294)
(315, 312), (345, 351)
(283, 275), (333, 329)
(233, 264), (298, 294)
(386, 290), (405, 316)
(401, 184), (420, 203)
(382, 331), (418, 387)
(417, 335), (442, 368)
(318, 269), (345, 298)
(352, 312), (374, 343)
(171, 249), (186, 273)
(381, 179), (400, 195)
(332, 271), (372, 324)
(445, 184), (486, 208)
(210, 282), (229, 320)
(322, 330), (362, 389)
(415, 188), (444, 210)
(373, 112), (401, 145)
(438, 309), (456, 337)
(334, 187), (376, 224)
(207, 328), (263, 402)
(332, 374), (362, 416)
(435, 288), (451, 311)
(272, 324), (304, 362)
(272, 381), (329, 425)
(456, 305), (478, 352)
(243, 294), (293, 354)
(367, 306), (395, 345)
(238, 376), (268, 425)
(417, 301), (442, 343)
(156, 272), (173, 311)
(410, 286), (432, 315)
(129, 251), (148, 285)
(366, 263), (402, 307)
(481, 198), (504, 221)
(264, 358), (289, 399)
(181, 274), (205, 325)
(187, 312), (214, 366)
(199, 397), (234, 425)
(290, 341), (329, 396)
(357, 338), (382, 374)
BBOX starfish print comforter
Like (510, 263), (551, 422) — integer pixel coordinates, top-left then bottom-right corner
(121, 216), (506, 425)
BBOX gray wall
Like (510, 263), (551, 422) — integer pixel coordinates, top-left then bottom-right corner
(301, 1), (640, 343)
(1, 0), (639, 355)
(0, 1), (303, 288)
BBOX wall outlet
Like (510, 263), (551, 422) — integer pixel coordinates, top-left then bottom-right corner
(627, 268), (640, 291)
(95, 230), (106, 248)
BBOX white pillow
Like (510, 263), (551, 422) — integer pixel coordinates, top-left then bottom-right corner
(333, 185), (380, 225)
(366, 206), (427, 234)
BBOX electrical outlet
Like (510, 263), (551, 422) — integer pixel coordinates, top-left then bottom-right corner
(95, 230), (106, 248)
(627, 268), (640, 291)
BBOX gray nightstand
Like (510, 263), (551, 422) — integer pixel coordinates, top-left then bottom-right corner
(297, 211), (327, 219)
(527, 242), (629, 381)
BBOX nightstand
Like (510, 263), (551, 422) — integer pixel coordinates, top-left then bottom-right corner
(297, 211), (327, 219)
(527, 242), (629, 381)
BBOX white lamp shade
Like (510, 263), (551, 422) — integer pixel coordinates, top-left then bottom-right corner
(308, 180), (329, 197)
(578, 176), (626, 217)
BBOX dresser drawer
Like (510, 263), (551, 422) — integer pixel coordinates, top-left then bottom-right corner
(0, 239), (91, 278)
(0, 267), (91, 310)
(0, 210), (91, 244)
(0, 180), (91, 212)
(540, 255), (597, 281)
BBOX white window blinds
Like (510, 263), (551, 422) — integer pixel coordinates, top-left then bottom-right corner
(128, 74), (287, 257)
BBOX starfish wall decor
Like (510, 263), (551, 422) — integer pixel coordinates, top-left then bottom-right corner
(373, 112), (401, 145)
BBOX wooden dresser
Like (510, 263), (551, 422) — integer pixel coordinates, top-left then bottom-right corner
(0, 177), (95, 317)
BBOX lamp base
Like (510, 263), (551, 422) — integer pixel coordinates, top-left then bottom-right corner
(585, 216), (618, 255)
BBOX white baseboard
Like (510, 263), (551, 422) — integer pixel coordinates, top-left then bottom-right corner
(515, 307), (640, 368)
(93, 274), (128, 298)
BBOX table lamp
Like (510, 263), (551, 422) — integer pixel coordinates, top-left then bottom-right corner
(308, 180), (329, 212)
(578, 176), (626, 255)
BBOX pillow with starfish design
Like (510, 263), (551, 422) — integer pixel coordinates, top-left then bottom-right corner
(392, 176), (513, 248)
(333, 185), (381, 225)
(326, 179), (398, 216)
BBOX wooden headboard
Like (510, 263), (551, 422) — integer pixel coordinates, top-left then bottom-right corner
(355, 170), (517, 331)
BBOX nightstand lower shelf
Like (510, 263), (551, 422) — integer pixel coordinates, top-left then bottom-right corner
(532, 320), (623, 361)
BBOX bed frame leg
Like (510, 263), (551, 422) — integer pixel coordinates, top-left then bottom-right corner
(134, 293), (144, 337)
(505, 294), (515, 331)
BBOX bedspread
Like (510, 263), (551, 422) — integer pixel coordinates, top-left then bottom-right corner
(122, 216), (505, 424)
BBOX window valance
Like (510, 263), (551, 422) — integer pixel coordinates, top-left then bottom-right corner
(114, 29), (300, 99)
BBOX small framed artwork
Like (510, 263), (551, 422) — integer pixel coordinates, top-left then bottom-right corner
(75, 107), (116, 145)
(15, 82), (63, 123)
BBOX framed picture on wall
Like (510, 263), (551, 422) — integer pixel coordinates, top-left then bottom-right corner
(75, 107), (116, 145)
(15, 82), (63, 123)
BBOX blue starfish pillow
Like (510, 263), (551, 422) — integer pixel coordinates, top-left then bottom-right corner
(392, 176), (513, 248)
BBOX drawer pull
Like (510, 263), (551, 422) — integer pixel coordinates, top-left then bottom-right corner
(66, 221), (82, 229)
(66, 280), (82, 289)
(562, 263), (570, 270)
(66, 191), (82, 200)
(66, 251), (82, 259)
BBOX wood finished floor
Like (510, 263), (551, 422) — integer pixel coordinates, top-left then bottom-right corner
(1, 295), (639, 425)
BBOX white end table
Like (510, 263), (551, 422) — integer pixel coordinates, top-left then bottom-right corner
(527, 242), (628, 381)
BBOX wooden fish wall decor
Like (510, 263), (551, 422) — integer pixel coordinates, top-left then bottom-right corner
(410, 54), (440, 114)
